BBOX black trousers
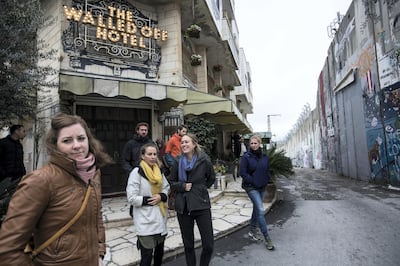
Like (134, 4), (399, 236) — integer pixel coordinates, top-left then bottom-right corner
(138, 239), (165, 266)
(177, 208), (214, 266)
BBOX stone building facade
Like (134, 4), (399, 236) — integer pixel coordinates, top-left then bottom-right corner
(20, 0), (254, 194)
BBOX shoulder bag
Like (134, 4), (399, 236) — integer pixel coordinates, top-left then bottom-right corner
(25, 185), (92, 258)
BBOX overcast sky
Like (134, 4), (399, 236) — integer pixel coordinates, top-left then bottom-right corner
(235, 0), (352, 140)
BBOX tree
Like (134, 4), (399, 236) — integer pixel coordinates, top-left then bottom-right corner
(185, 117), (216, 157)
(0, 0), (56, 128)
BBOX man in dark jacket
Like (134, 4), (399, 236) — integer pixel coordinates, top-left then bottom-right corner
(0, 125), (26, 182)
(121, 122), (154, 174)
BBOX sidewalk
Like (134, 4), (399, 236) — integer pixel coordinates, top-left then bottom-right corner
(102, 176), (276, 266)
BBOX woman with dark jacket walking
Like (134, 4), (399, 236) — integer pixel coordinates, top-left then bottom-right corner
(169, 133), (216, 266)
(240, 134), (275, 250)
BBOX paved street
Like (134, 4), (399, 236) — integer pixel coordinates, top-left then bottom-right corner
(102, 175), (274, 265)
(164, 168), (400, 266)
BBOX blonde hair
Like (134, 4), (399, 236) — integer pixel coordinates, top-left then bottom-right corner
(182, 133), (202, 157)
(249, 134), (262, 144)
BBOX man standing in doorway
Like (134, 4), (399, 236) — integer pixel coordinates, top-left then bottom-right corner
(164, 124), (188, 168)
(121, 122), (154, 174)
(0, 125), (26, 182)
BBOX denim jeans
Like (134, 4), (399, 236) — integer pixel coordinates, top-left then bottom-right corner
(246, 188), (269, 238)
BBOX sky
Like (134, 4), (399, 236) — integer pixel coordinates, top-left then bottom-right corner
(234, 0), (353, 141)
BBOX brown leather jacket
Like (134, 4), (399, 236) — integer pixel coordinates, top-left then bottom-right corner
(0, 153), (105, 265)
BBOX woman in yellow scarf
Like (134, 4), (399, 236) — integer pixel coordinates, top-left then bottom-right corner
(126, 143), (170, 266)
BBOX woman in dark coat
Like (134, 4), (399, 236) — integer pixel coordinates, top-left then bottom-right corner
(169, 133), (216, 266)
(240, 134), (275, 250)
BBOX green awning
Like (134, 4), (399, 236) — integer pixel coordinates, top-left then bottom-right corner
(60, 74), (252, 132)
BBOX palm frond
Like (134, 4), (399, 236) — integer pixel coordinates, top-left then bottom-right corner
(266, 146), (294, 180)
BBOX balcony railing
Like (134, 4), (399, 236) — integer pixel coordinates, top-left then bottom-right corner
(221, 18), (239, 68)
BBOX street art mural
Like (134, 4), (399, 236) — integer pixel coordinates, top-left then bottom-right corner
(364, 79), (400, 185)
(382, 84), (400, 184)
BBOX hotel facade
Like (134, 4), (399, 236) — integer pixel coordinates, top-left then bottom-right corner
(22, 0), (253, 195)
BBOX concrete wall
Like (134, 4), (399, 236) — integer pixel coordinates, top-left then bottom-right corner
(282, 0), (400, 186)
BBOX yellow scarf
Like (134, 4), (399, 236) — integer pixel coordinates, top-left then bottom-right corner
(140, 160), (166, 216)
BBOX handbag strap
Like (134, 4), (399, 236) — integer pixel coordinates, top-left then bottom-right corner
(31, 185), (93, 257)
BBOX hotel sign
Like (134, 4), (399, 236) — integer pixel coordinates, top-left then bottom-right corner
(62, 0), (168, 78)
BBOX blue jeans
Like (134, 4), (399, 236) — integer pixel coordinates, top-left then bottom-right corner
(247, 188), (269, 238)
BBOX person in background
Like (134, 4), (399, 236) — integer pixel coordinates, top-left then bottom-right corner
(237, 136), (247, 177)
(126, 143), (170, 266)
(0, 124), (26, 182)
(240, 134), (274, 251)
(169, 133), (216, 266)
(164, 124), (188, 168)
(239, 136), (247, 157)
(232, 131), (241, 161)
(121, 122), (154, 174)
(0, 113), (113, 265)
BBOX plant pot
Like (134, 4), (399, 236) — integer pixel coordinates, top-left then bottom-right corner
(213, 65), (223, 72)
(214, 86), (223, 92)
(187, 25), (201, 38)
(264, 182), (276, 203)
(191, 60), (201, 66)
(187, 30), (200, 38)
(190, 54), (202, 66)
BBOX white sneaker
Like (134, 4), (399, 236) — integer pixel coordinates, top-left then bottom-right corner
(248, 230), (261, 241)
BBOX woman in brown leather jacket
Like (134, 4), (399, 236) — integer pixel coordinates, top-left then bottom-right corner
(0, 113), (112, 265)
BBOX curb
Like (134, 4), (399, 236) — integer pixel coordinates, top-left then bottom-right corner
(151, 191), (278, 265)
(104, 181), (278, 266)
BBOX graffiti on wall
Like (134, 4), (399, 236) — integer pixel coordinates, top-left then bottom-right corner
(364, 81), (400, 184)
(382, 85), (400, 184)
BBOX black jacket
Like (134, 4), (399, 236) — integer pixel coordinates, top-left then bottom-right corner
(121, 135), (153, 174)
(169, 152), (216, 214)
(0, 135), (25, 181)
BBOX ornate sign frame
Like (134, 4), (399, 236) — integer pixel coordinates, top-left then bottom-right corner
(62, 0), (167, 78)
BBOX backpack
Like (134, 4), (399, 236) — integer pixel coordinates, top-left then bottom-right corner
(0, 177), (20, 226)
(163, 153), (175, 168)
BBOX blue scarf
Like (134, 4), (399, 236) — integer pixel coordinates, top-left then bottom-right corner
(178, 154), (198, 182)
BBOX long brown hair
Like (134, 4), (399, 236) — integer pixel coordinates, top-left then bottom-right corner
(46, 113), (113, 167)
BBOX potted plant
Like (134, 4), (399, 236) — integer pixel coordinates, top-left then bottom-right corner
(213, 162), (227, 189)
(190, 54), (202, 66)
(213, 64), (223, 72)
(264, 146), (294, 202)
(226, 85), (234, 91)
(213, 163), (226, 174)
(186, 24), (201, 38)
(214, 84), (223, 92)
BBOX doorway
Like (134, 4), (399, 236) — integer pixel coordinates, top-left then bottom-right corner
(76, 105), (151, 196)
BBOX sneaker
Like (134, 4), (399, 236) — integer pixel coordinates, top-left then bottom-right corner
(248, 230), (261, 241)
(264, 236), (275, 250)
